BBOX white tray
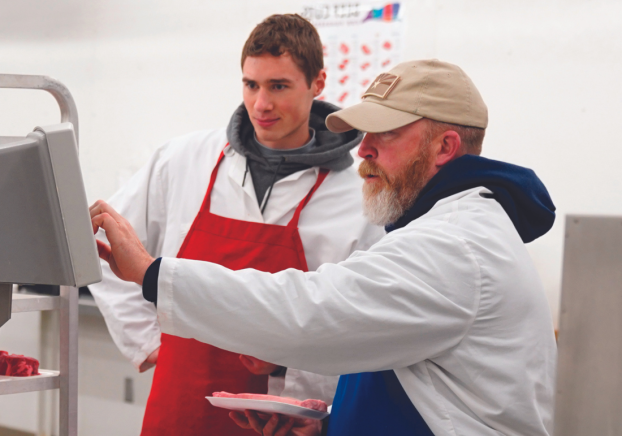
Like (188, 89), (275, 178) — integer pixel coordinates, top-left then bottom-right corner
(206, 396), (329, 421)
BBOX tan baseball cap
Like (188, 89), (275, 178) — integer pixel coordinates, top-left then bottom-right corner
(326, 59), (488, 133)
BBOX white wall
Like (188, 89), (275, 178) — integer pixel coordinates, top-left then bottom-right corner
(0, 0), (620, 431)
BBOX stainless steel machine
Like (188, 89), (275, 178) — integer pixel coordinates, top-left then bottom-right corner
(555, 215), (622, 435)
(0, 74), (102, 436)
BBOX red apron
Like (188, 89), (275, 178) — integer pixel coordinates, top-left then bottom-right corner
(141, 147), (329, 435)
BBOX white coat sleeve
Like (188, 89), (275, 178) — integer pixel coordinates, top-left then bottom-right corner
(274, 221), (385, 403)
(88, 146), (170, 370)
(157, 226), (481, 376)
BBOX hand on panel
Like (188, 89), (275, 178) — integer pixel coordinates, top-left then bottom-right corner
(90, 200), (155, 285)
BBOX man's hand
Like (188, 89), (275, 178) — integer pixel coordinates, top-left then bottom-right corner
(90, 200), (154, 285)
(139, 347), (160, 373)
(240, 355), (282, 375)
(229, 410), (322, 436)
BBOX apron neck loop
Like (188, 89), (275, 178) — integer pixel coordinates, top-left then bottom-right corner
(202, 145), (329, 228)
(287, 168), (329, 228)
(200, 147), (227, 213)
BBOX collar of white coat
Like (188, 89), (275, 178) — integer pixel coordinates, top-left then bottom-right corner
(224, 144), (321, 189)
(417, 186), (494, 219)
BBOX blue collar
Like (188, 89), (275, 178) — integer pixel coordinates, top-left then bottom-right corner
(385, 155), (556, 243)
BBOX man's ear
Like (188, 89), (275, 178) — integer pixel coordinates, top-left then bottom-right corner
(435, 130), (462, 167)
(312, 69), (327, 97)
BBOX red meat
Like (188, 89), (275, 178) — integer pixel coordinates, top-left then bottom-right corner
(0, 352), (40, 377)
(300, 399), (328, 412)
(212, 392), (327, 412)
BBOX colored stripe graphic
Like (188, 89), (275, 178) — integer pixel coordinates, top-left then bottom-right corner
(364, 3), (401, 22)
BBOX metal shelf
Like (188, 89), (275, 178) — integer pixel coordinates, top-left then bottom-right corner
(12, 293), (60, 313)
(2, 287), (77, 436)
(0, 370), (60, 395)
(3, 294), (62, 396)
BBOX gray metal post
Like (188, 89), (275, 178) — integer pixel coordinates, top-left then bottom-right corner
(38, 309), (60, 436)
(59, 286), (78, 436)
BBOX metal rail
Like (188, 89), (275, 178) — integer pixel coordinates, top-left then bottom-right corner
(0, 74), (79, 144)
(11, 294), (60, 312)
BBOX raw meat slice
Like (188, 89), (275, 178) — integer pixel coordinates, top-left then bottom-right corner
(213, 392), (300, 406)
(300, 399), (328, 411)
(0, 352), (40, 377)
(212, 392), (327, 412)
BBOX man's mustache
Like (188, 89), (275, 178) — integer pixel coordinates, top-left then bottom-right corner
(358, 160), (390, 184)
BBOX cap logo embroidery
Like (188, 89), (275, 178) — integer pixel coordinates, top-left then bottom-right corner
(362, 73), (400, 99)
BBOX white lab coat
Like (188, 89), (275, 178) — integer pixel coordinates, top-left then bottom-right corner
(157, 187), (557, 435)
(88, 128), (385, 404)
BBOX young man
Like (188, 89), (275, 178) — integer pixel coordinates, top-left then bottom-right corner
(92, 59), (557, 435)
(87, 14), (384, 436)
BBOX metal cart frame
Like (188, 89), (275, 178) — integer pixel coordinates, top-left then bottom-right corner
(0, 74), (80, 436)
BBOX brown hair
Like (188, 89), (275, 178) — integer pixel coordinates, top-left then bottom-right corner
(424, 120), (486, 155)
(241, 14), (323, 88)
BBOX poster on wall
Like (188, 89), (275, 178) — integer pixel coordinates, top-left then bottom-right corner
(302, 3), (404, 108)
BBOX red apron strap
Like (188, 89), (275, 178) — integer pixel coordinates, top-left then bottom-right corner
(198, 146), (227, 213)
(287, 169), (330, 228)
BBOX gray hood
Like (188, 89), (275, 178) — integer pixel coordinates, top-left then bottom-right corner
(226, 100), (363, 175)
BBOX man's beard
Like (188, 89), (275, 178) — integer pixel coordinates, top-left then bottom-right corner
(358, 147), (433, 226)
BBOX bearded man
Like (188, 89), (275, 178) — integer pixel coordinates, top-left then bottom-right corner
(91, 59), (558, 435)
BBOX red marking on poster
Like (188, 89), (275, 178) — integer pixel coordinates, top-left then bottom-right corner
(339, 75), (349, 85)
(338, 92), (349, 103)
(383, 41), (392, 50)
(339, 59), (349, 70)
(360, 62), (371, 71)
(361, 44), (372, 55)
(381, 59), (391, 67)
(383, 4), (393, 21)
(361, 79), (370, 87)
(339, 43), (349, 54)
